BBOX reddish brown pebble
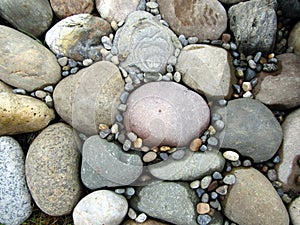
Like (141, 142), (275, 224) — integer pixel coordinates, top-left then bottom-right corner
(207, 180), (219, 192)
(197, 202), (211, 214)
(222, 33), (231, 43)
(261, 165), (269, 173)
(151, 146), (159, 153)
(208, 208), (215, 217)
(295, 176), (300, 186)
(190, 138), (202, 152)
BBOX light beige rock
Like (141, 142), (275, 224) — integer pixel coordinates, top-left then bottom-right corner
(289, 21), (300, 55)
(289, 196), (300, 225)
(0, 92), (55, 136)
(0, 81), (12, 93)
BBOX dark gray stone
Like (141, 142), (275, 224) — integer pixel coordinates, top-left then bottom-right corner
(130, 182), (198, 225)
(81, 135), (143, 189)
(228, 0), (277, 55)
(0, 136), (32, 225)
(220, 98), (283, 163)
(278, 0), (300, 18)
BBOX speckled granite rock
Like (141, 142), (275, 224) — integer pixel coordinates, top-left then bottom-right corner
(0, 25), (61, 92)
(25, 123), (82, 216)
(0, 136), (32, 225)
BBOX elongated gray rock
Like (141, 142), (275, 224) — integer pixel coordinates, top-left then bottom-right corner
(0, 0), (53, 36)
(54, 61), (124, 135)
(113, 11), (182, 74)
(25, 123), (83, 216)
(130, 182), (198, 225)
(0, 137), (32, 225)
(149, 150), (225, 181)
(81, 135), (143, 189)
(0, 25), (61, 92)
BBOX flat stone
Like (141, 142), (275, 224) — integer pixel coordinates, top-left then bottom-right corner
(73, 190), (128, 225)
(123, 82), (210, 147)
(276, 108), (300, 192)
(289, 22), (300, 55)
(254, 53), (300, 109)
(176, 44), (235, 99)
(81, 135), (143, 189)
(228, 0), (277, 55)
(54, 61), (124, 135)
(130, 182), (198, 225)
(0, 92), (55, 136)
(25, 123), (83, 216)
(113, 11), (182, 74)
(123, 219), (169, 225)
(149, 150), (225, 181)
(0, 25), (61, 92)
(220, 98), (283, 163)
(289, 196), (300, 225)
(96, 0), (140, 23)
(223, 168), (290, 225)
(45, 14), (112, 61)
(50, 0), (94, 19)
(158, 0), (227, 42)
(0, 0), (52, 36)
(0, 137), (32, 225)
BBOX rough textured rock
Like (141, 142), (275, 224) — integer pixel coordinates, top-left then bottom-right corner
(228, 0), (277, 55)
(50, 0), (94, 19)
(149, 150), (225, 181)
(54, 61), (124, 135)
(220, 98), (282, 163)
(0, 0), (52, 36)
(276, 108), (300, 192)
(254, 53), (300, 109)
(81, 135), (143, 189)
(158, 0), (227, 42)
(123, 81), (210, 147)
(0, 92), (55, 136)
(25, 123), (82, 216)
(223, 168), (290, 225)
(113, 11), (182, 74)
(0, 25), (61, 92)
(176, 44), (235, 99)
(130, 182), (198, 225)
(73, 190), (128, 225)
(96, 0), (140, 23)
(289, 196), (300, 225)
(278, 0), (300, 18)
(45, 14), (112, 61)
(0, 81), (12, 93)
(288, 22), (300, 55)
(0, 137), (32, 225)
(123, 220), (169, 225)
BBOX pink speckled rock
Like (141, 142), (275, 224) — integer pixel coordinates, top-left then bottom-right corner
(123, 82), (210, 147)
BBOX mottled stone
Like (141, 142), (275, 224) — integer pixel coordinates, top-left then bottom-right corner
(0, 25), (61, 92)
(176, 44), (235, 99)
(289, 196), (300, 225)
(254, 53), (300, 109)
(0, 92), (55, 135)
(123, 219), (169, 225)
(0, 0), (52, 36)
(228, 0), (277, 55)
(278, 0), (300, 18)
(113, 11), (181, 74)
(81, 135), (143, 189)
(276, 108), (300, 192)
(96, 0), (140, 23)
(50, 0), (94, 19)
(223, 168), (289, 225)
(158, 0), (227, 42)
(45, 14), (112, 61)
(288, 22), (300, 55)
(130, 182), (198, 225)
(149, 150), (225, 181)
(73, 190), (128, 225)
(25, 123), (82, 216)
(0, 137), (32, 225)
(220, 98), (282, 163)
(123, 82), (210, 147)
(54, 61), (124, 135)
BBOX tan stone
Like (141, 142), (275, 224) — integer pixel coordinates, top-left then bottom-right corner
(289, 21), (300, 55)
(189, 138), (202, 152)
(197, 203), (210, 214)
(0, 81), (12, 93)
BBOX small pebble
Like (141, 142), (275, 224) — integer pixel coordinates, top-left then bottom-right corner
(135, 213), (147, 223)
(99, 123), (109, 131)
(188, 36), (199, 44)
(223, 151), (239, 161)
(208, 125), (216, 135)
(134, 138), (143, 149)
(222, 33), (231, 43)
(99, 128), (111, 139)
(207, 181), (219, 192)
(254, 52), (262, 63)
(245, 68), (256, 81)
(178, 34), (188, 46)
(201, 175), (212, 189)
(143, 151), (157, 163)
(199, 145), (208, 152)
(223, 174), (236, 185)
(160, 146), (171, 152)
(166, 64), (174, 73)
(167, 56), (177, 65)
(111, 123), (119, 134)
(159, 152), (168, 161)
(190, 180), (200, 189)
(141, 146), (150, 152)
(45, 95), (53, 107)
(209, 199), (220, 210)
(82, 58), (93, 66)
(230, 42), (237, 51)
(242, 82), (252, 92)
(123, 139), (131, 151)
(273, 155), (280, 164)
(231, 160), (241, 167)
(197, 203), (210, 214)
(217, 99), (227, 106)
(201, 193), (209, 203)
(127, 132), (137, 142)
(115, 188), (126, 194)
(70, 67), (79, 74)
(116, 114), (123, 122)
(111, 20), (118, 31)
(68, 59), (77, 67)
(43, 85), (54, 93)
(263, 63), (278, 72)
(35, 90), (47, 99)
(173, 71), (181, 82)
(146, 1), (158, 9)
(282, 194), (292, 204)
(128, 208), (137, 220)
(216, 185), (228, 195)
(213, 120), (225, 131)
(171, 149), (185, 160)
(242, 159), (252, 167)
(210, 192), (218, 200)
(101, 36), (112, 50)
(207, 137), (218, 147)
(190, 138), (202, 152)
(57, 56), (68, 66)
(197, 214), (211, 225)
(12, 88), (26, 95)
(267, 169), (277, 181)
(118, 104), (127, 112)
(174, 48), (181, 57)
(125, 187), (135, 196)
(196, 188), (205, 198)
(243, 91), (253, 98)
(212, 171), (223, 180)
(62, 71), (69, 77)
(111, 55), (119, 65)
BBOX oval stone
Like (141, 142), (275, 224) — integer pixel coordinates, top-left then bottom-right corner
(0, 25), (61, 92)
(25, 123), (83, 216)
(0, 136), (32, 225)
(289, 22), (300, 55)
(123, 82), (210, 147)
(73, 190), (128, 225)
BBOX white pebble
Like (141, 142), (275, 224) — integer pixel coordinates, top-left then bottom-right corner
(190, 180), (200, 189)
(128, 208), (137, 220)
(223, 151), (239, 161)
(173, 71), (181, 82)
(146, 2), (158, 9)
(135, 213), (147, 223)
(243, 91), (253, 98)
(83, 58), (93, 67)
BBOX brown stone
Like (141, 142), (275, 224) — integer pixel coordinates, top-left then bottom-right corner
(143, 151), (157, 163)
(189, 138), (202, 152)
(50, 0), (94, 19)
(158, 0), (227, 42)
(207, 180), (219, 192)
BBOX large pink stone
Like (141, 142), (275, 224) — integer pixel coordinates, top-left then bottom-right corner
(123, 82), (210, 147)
